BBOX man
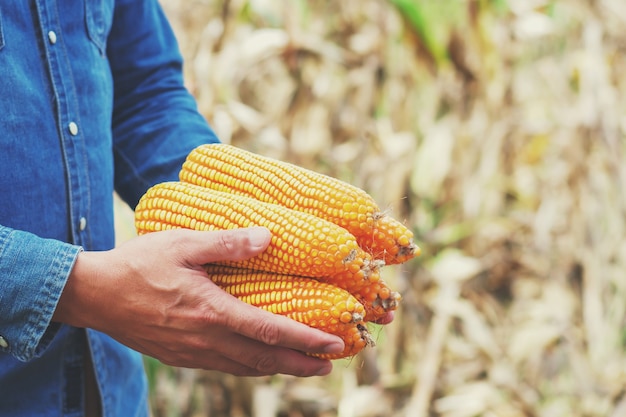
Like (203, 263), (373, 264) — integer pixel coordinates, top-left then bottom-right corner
(0, 1), (345, 415)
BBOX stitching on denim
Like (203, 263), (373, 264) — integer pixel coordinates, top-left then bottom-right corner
(0, 5), (5, 51)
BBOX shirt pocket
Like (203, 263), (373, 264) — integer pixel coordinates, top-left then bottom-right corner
(85, 0), (114, 55)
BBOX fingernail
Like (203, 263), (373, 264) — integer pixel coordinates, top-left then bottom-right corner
(324, 340), (345, 354)
(247, 227), (271, 249)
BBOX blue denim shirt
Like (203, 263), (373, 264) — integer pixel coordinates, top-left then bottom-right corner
(0, 1), (218, 415)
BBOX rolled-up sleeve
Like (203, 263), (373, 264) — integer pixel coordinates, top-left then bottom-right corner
(0, 225), (81, 362)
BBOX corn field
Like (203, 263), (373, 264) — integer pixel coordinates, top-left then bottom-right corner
(114, 0), (626, 416)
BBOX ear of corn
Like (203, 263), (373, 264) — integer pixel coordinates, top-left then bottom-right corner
(352, 279), (402, 322)
(134, 181), (377, 292)
(179, 143), (419, 264)
(359, 215), (420, 265)
(204, 265), (375, 359)
(135, 145), (421, 360)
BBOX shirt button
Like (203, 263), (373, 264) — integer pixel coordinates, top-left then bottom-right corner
(68, 122), (79, 136)
(0, 336), (9, 349)
(48, 31), (57, 45)
(79, 217), (87, 231)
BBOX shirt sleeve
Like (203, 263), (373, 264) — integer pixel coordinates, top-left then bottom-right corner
(108, 0), (220, 208)
(0, 225), (82, 362)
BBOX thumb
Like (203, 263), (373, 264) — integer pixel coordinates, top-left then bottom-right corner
(187, 227), (272, 265)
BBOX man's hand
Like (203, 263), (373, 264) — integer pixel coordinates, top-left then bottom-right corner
(53, 227), (344, 377)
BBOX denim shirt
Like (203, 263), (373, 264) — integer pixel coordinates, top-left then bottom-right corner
(0, 1), (218, 415)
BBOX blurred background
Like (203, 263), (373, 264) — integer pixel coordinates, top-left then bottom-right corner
(114, 0), (626, 415)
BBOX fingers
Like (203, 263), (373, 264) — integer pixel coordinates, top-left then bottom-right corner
(169, 227), (272, 265)
(124, 298), (338, 376)
(205, 291), (345, 356)
(115, 227), (348, 376)
(217, 340), (334, 377)
(373, 311), (395, 325)
(187, 329), (335, 377)
(207, 227), (271, 262)
(159, 346), (333, 377)
(249, 312), (345, 355)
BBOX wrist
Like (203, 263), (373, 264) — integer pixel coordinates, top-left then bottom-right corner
(52, 251), (105, 329)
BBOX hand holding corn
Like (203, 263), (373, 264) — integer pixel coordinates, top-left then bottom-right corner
(53, 227), (344, 377)
(135, 144), (420, 359)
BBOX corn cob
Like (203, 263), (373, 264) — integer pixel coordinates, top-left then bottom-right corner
(204, 265), (375, 359)
(178, 143), (419, 264)
(352, 279), (402, 322)
(135, 181), (378, 292)
(358, 215), (420, 265)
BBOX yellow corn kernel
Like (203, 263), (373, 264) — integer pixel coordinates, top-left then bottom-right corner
(204, 265), (373, 359)
(359, 215), (420, 265)
(352, 279), (402, 322)
(135, 181), (374, 290)
(179, 143), (419, 264)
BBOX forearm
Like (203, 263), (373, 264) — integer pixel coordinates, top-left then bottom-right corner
(0, 225), (81, 362)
